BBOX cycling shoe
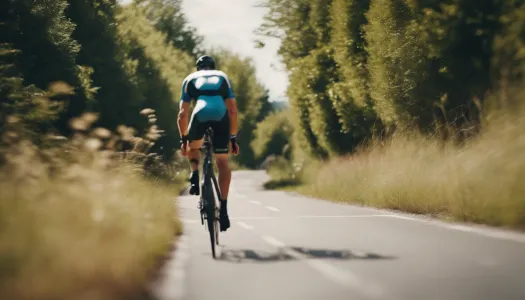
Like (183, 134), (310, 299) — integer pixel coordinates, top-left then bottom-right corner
(189, 171), (200, 196)
(219, 209), (230, 232)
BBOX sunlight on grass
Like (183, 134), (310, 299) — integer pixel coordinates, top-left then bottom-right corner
(268, 106), (525, 230)
(0, 109), (184, 300)
(0, 168), (180, 300)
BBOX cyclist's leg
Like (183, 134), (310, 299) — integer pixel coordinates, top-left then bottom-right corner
(187, 113), (206, 195)
(211, 113), (231, 231)
(211, 113), (231, 200)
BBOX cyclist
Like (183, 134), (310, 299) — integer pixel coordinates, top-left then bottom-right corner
(177, 55), (239, 232)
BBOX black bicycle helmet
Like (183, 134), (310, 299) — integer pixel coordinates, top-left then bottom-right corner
(196, 55), (216, 70)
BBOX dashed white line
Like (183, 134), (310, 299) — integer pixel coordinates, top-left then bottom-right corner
(265, 206), (280, 212)
(262, 235), (286, 247)
(293, 214), (392, 219)
(236, 221), (254, 230)
(182, 214), (396, 223)
(249, 200), (262, 205)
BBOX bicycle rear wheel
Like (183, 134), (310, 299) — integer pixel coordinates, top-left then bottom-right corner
(202, 176), (217, 258)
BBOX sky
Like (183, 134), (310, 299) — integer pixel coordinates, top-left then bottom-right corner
(120, 0), (289, 101)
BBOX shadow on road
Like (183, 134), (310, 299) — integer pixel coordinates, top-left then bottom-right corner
(217, 247), (395, 263)
(263, 178), (301, 190)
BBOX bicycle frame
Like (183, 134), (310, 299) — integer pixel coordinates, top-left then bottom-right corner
(200, 128), (221, 258)
(202, 129), (222, 200)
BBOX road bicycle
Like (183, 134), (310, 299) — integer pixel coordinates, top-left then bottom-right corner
(199, 128), (221, 258)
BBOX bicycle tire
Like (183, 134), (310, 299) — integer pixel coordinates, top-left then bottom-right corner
(203, 175), (216, 258)
(211, 174), (221, 246)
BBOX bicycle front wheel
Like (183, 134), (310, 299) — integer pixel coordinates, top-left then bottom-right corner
(203, 177), (216, 258)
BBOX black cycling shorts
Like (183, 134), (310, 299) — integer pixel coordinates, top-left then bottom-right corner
(188, 112), (230, 154)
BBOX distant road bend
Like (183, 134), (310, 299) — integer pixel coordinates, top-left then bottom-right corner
(153, 171), (525, 300)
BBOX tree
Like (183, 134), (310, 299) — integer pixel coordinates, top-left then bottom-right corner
(252, 110), (293, 162)
(1, 0), (92, 134)
(116, 4), (194, 158)
(66, 0), (143, 130)
(135, 0), (204, 57)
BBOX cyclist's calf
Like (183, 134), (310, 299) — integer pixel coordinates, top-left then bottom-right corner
(215, 154), (231, 201)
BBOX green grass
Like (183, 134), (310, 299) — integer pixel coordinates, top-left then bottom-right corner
(0, 162), (182, 300)
(267, 107), (525, 230)
(0, 112), (184, 300)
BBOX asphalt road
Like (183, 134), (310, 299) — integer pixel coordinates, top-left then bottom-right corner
(153, 170), (525, 300)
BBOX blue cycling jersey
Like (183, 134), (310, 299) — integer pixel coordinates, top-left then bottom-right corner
(180, 70), (235, 122)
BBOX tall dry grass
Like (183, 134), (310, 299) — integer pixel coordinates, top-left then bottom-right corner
(270, 104), (525, 230)
(0, 101), (186, 300)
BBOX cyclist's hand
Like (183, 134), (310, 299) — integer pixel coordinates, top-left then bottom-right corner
(180, 142), (188, 156)
(232, 143), (240, 156)
(230, 135), (239, 156)
(180, 136), (189, 156)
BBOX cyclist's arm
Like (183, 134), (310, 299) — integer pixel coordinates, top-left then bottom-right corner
(223, 75), (238, 136)
(225, 97), (238, 136)
(178, 79), (191, 137)
(178, 101), (190, 137)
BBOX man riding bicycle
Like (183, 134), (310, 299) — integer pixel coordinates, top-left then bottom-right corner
(177, 55), (239, 232)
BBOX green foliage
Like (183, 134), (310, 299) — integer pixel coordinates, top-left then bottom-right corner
(252, 110), (294, 162)
(256, 90), (274, 122)
(0, 0), (91, 134)
(299, 47), (353, 155)
(331, 0), (370, 108)
(413, 0), (505, 129)
(136, 0), (204, 57)
(61, 0), (197, 159)
(116, 4), (194, 158)
(260, 0), (375, 157)
(259, 0), (525, 156)
(490, 0), (525, 106)
(257, 0), (318, 69)
(287, 62), (328, 158)
(66, 0), (141, 129)
(365, 0), (442, 131)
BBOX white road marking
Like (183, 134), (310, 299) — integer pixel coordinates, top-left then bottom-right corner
(261, 235), (384, 298)
(293, 214), (393, 219)
(182, 214), (395, 223)
(237, 221), (254, 230)
(184, 212), (525, 243)
(234, 193), (246, 198)
(249, 200), (262, 205)
(265, 206), (280, 212)
(382, 215), (525, 244)
(182, 216), (273, 223)
(262, 235), (285, 248)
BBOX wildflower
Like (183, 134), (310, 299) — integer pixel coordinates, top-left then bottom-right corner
(117, 125), (135, 141)
(84, 138), (103, 151)
(140, 108), (155, 116)
(49, 81), (74, 95)
(81, 112), (99, 126)
(6, 116), (20, 124)
(92, 128), (112, 139)
(69, 117), (89, 131)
